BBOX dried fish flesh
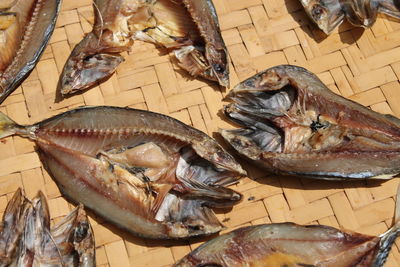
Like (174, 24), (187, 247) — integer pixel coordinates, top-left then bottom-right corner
(300, 0), (400, 34)
(58, 0), (229, 96)
(175, 184), (400, 266)
(0, 188), (95, 267)
(0, 106), (245, 239)
(221, 65), (400, 180)
(0, 0), (62, 103)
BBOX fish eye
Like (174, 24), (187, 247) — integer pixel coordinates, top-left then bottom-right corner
(213, 64), (224, 74)
(74, 221), (89, 242)
(311, 4), (326, 20)
(244, 79), (254, 87)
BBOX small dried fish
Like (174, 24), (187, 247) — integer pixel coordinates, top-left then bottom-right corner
(0, 106), (245, 239)
(175, 185), (400, 266)
(0, 0), (62, 103)
(221, 65), (400, 180)
(300, 0), (400, 34)
(0, 188), (95, 267)
(58, 0), (229, 96)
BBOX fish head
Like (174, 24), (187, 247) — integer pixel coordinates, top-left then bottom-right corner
(72, 206), (95, 264)
(59, 52), (124, 96)
(50, 204), (95, 265)
(222, 65), (400, 179)
(174, 45), (229, 87)
(206, 45), (229, 87)
(300, 0), (345, 34)
(193, 139), (246, 176)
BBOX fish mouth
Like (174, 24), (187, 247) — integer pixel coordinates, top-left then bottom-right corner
(221, 65), (400, 179)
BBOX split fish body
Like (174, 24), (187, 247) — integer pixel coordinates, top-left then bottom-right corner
(221, 65), (400, 180)
(59, 0), (229, 96)
(0, 106), (245, 239)
(0, 0), (61, 103)
(0, 189), (95, 267)
(175, 185), (400, 266)
(300, 0), (400, 34)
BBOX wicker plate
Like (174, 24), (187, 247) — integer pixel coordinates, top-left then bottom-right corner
(1, 0), (400, 266)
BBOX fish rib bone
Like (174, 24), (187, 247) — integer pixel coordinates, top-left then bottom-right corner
(3, 0), (44, 77)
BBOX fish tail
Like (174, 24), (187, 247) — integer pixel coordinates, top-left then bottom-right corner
(373, 183), (400, 267)
(0, 112), (20, 139)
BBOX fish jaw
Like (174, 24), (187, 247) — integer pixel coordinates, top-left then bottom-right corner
(0, 0), (61, 104)
(192, 138), (247, 177)
(222, 65), (400, 179)
(58, 33), (124, 96)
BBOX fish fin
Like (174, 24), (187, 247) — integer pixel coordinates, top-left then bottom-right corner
(174, 46), (208, 77)
(373, 182), (400, 266)
(159, 197), (224, 238)
(0, 112), (19, 139)
(151, 184), (173, 215)
(34, 191), (51, 229)
(176, 174), (241, 208)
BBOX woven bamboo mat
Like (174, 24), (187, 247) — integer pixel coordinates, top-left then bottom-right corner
(1, 0), (400, 266)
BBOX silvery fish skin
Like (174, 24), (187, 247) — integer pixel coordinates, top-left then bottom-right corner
(221, 65), (400, 180)
(175, 185), (400, 266)
(0, 106), (245, 239)
(58, 0), (229, 96)
(0, 189), (95, 267)
(0, 0), (62, 103)
(301, 0), (400, 34)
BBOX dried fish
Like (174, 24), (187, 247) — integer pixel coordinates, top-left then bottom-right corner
(0, 106), (245, 239)
(221, 65), (400, 180)
(175, 184), (400, 266)
(0, 188), (26, 266)
(58, 0), (229, 96)
(0, 0), (62, 103)
(300, 0), (400, 34)
(0, 188), (95, 267)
